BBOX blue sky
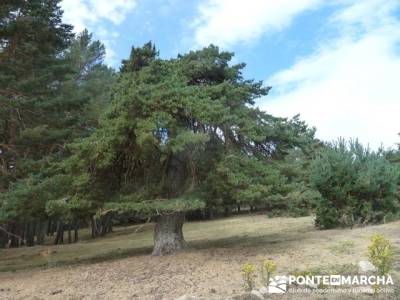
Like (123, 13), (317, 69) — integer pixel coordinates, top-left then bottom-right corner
(61, 0), (400, 149)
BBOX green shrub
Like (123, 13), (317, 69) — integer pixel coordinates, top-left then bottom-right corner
(287, 188), (321, 217)
(367, 234), (395, 275)
(241, 263), (257, 291)
(311, 139), (400, 228)
(257, 257), (276, 286)
(315, 198), (340, 229)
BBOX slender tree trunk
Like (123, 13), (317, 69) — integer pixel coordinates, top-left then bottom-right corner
(106, 220), (113, 234)
(59, 222), (64, 244)
(100, 217), (107, 236)
(100, 211), (113, 236)
(67, 224), (72, 243)
(26, 222), (35, 247)
(74, 220), (79, 242)
(47, 219), (52, 236)
(54, 221), (64, 245)
(10, 224), (20, 247)
(36, 221), (47, 245)
(0, 224), (8, 248)
(23, 223), (28, 245)
(224, 206), (231, 217)
(91, 216), (99, 238)
(54, 222), (60, 245)
(152, 212), (186, 256)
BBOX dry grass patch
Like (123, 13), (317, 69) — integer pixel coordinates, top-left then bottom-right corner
(0, 214), (399, 299)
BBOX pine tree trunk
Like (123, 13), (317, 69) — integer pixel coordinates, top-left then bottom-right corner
(23, 223), (28, 245)
(26, 222), (35, 247)
(54, 221), (64, 245)
(47, 219), (54, 236)
(59, 222), (64, 244)
(224, 206), (230, 217)
(152, 212), (186, 256)
(67, 224), (72, 243)
(74, 220), (79, 243)
(36, 221), (47, 245)
(10, 224), (20, 247)
(0, 224), (8, 248)
(91, 216), (99, 238)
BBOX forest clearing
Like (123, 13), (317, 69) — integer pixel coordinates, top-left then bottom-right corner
(0, 214), (399, 299)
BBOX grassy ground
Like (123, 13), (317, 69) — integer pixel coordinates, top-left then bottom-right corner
(0, 214), (399, 299)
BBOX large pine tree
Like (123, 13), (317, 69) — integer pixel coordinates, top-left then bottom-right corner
(66, 44), (315, 255)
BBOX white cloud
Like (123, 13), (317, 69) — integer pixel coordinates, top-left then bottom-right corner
(61, 0), (136, 66)
(262, 0), (400, 149)
(96, 27), (120, 66)
(61, 0), (95, 32)
(61, 0), (136, 32)
(192, 0), (322, 47)
(331, 0), (399, 30)
(92, 0), (136, 23)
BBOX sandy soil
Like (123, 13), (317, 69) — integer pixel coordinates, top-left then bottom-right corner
(0, 215), (399, 300)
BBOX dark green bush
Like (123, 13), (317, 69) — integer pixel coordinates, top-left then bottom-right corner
(311, 139), (400, 228)
(315, 198), (339, 229)
(286, 187), (321, 217)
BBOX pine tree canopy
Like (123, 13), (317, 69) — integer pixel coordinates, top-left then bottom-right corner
(0, 1), (114, 222)
(1, 0), (73, 192)
(65, 44), (315, 217)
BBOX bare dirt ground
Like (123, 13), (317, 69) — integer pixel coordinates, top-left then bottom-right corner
(0, 215), (399, 300)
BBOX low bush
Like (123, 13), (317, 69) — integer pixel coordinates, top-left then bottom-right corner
(241, 263), (257, 291)
(257, 257), (276, 287)
(367, 234), (395, 275)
